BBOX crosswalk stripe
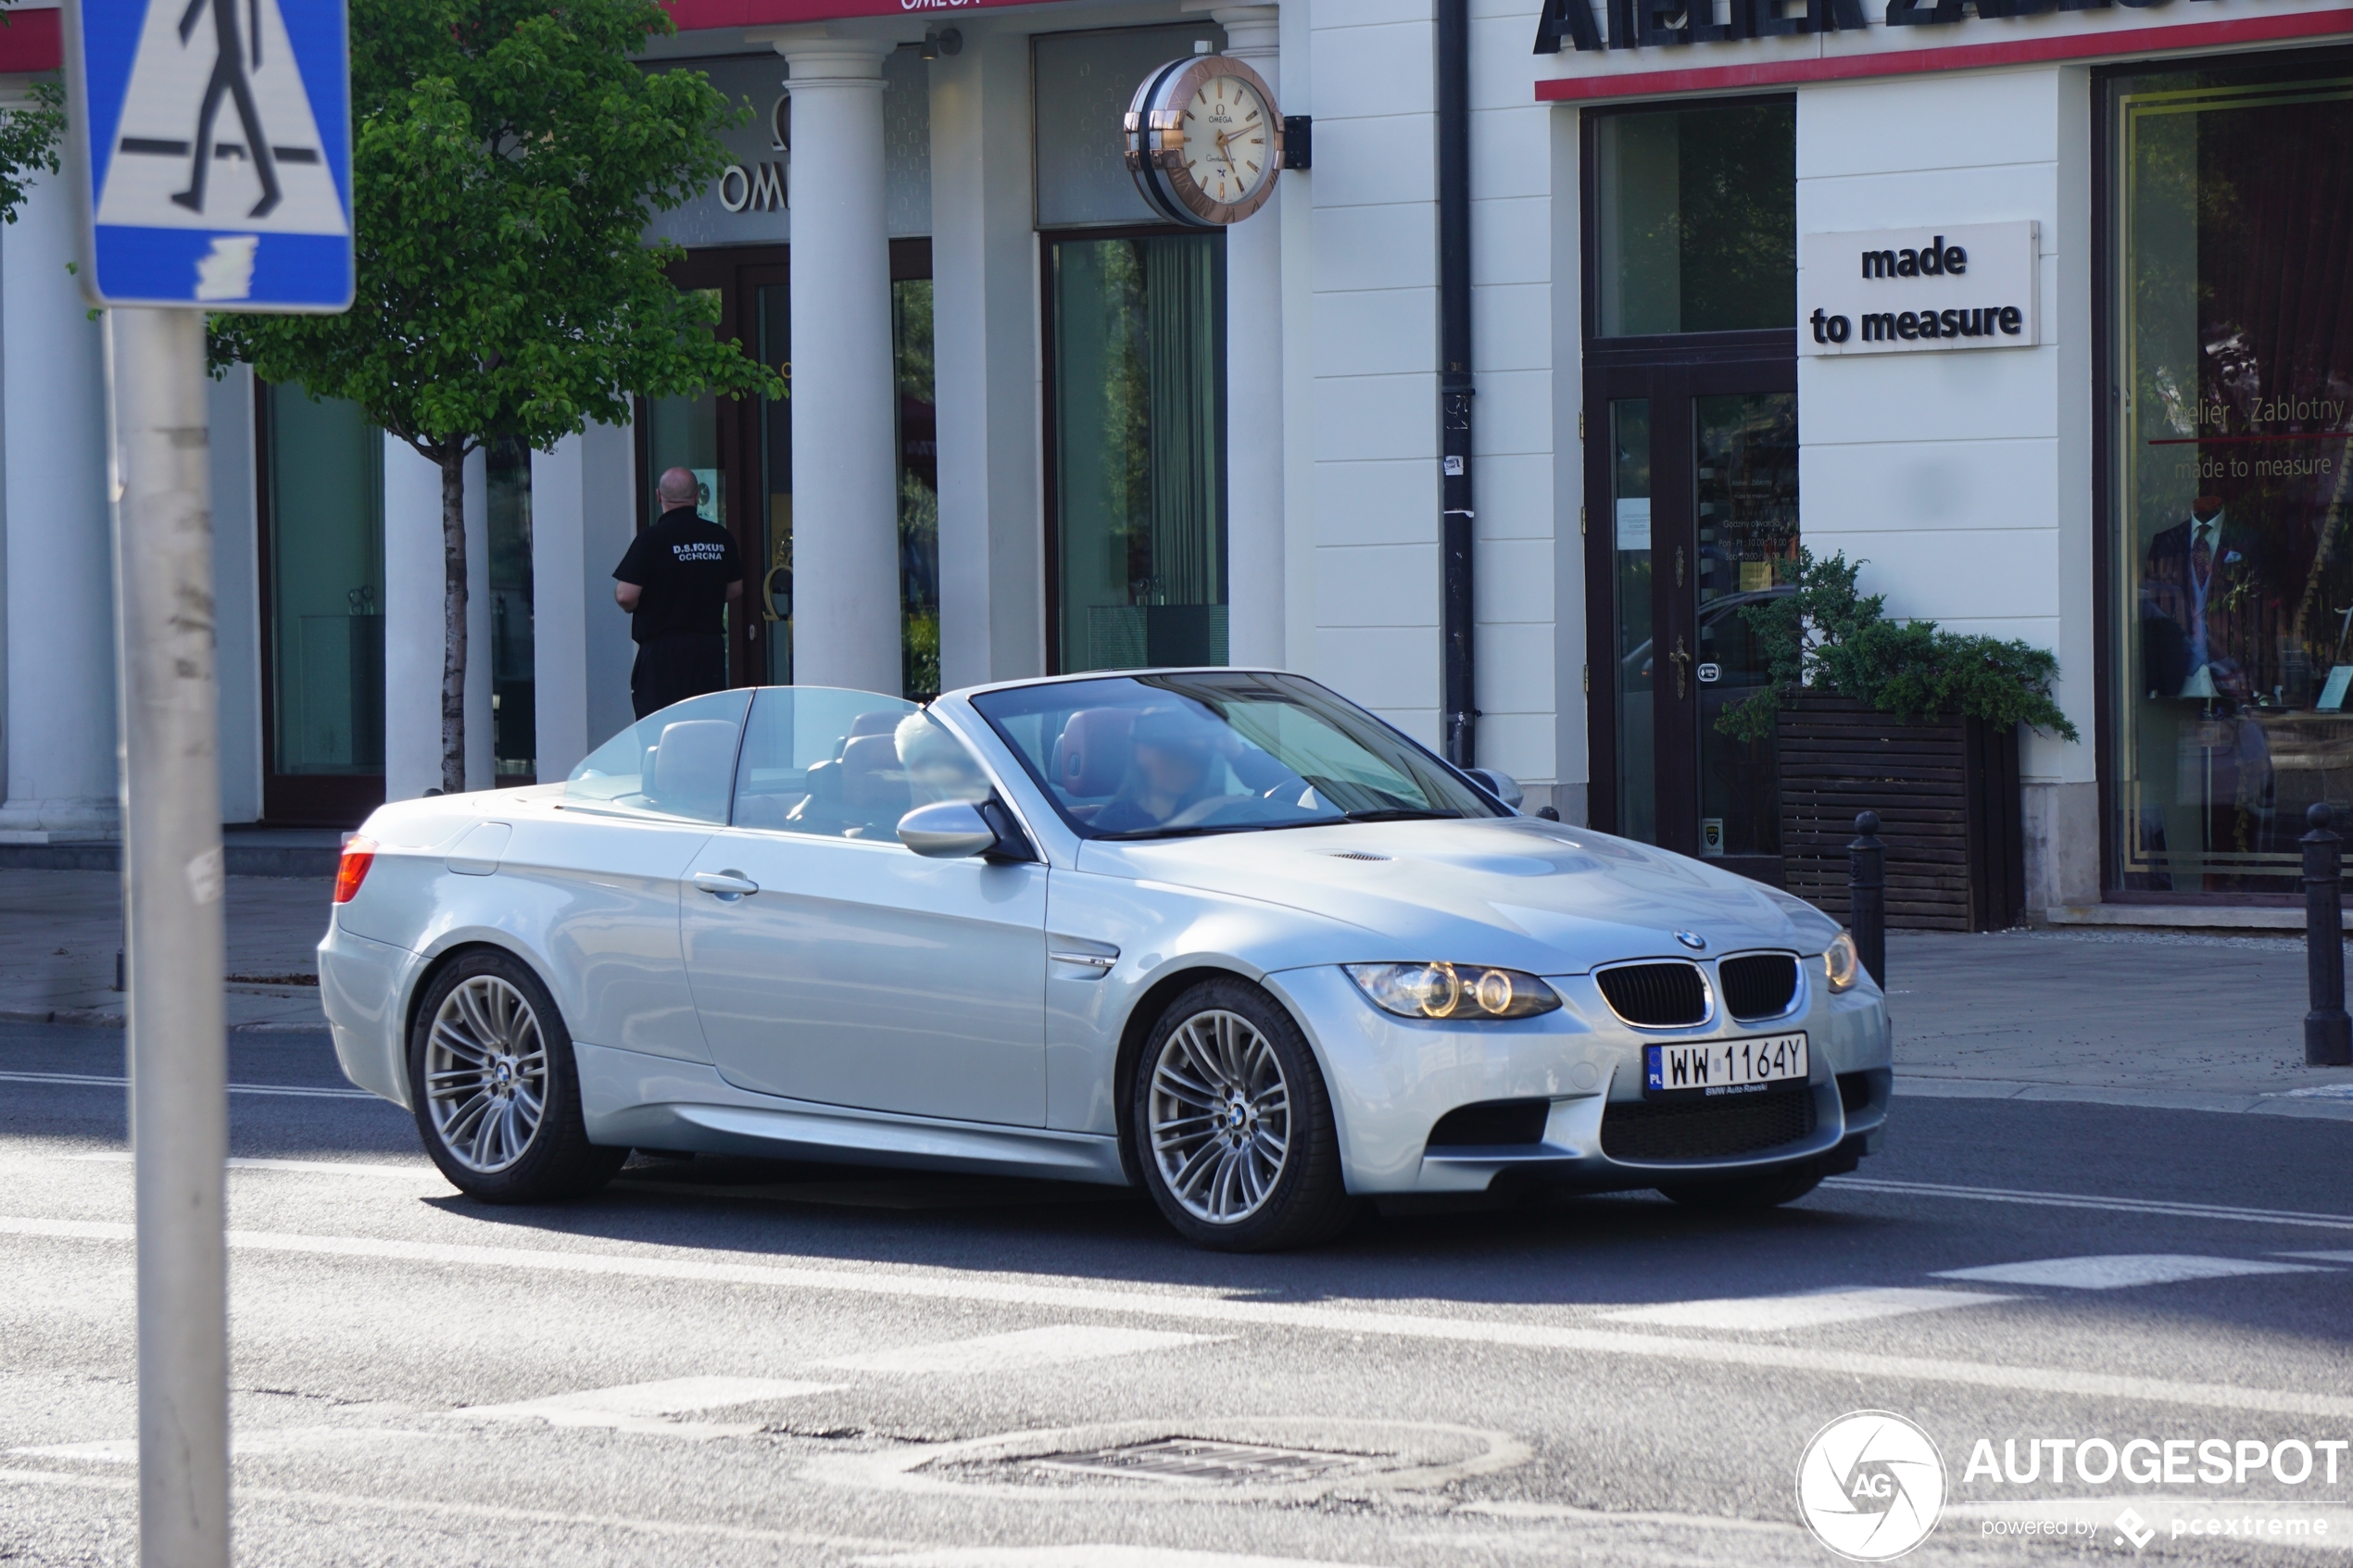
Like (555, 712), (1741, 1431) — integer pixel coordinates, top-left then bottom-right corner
(857, 1550), (1383, 1568)
(0, 1070), (373, 1099)
(1595, 1286), (2010, 1332)
(820, 1325), (1223, 1376)
(5, 1215), (2351, 1419)
(1931, 1254), (2331, 1290)
(67, 1152), (437, 1180)
(457, 1376), (837, 1439)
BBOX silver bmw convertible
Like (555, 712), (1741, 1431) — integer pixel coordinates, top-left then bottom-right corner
(320, 670), (1891, 1251)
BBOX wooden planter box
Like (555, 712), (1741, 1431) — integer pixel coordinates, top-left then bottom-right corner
(1776, 695), (2024, 933)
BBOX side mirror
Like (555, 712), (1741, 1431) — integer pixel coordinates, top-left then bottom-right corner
(897, 800), (1000, 859)
(1464, 767), (1524, 809)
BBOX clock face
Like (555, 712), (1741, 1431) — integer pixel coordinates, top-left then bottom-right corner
(1178, 74), (1272, 209)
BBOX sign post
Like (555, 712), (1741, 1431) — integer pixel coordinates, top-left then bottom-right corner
(59, 4), (352, 1562)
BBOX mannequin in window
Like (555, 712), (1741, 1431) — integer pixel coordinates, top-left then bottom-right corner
(2144, 495), (2272, 886)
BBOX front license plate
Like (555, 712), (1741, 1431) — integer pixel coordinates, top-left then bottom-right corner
(1644, 1034), (1808, 1098)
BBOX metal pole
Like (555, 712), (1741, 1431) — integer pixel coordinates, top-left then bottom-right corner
(2303, 802), (2350, 1068)
(1849, 809), (1887, 989)
(1436, 0), (1476, 768)
(106, 306), (231, 1568)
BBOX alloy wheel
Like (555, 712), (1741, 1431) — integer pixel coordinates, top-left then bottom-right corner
(425, 974), (548, 1173)
(1148, 1008), (1291, 1224)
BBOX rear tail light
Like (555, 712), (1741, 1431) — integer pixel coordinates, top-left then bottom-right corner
(333, 836), (377, 905)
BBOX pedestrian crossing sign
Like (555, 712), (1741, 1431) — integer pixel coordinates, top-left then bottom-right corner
(63, 0), (351, 311)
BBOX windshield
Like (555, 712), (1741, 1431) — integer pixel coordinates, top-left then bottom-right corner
(971, 671), (1504, 839)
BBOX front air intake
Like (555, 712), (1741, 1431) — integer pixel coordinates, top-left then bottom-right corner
(1718, 953), (1799, 1020)
(1601, 1088), (1817, 1161)
(1592, 962), (1708, 1027)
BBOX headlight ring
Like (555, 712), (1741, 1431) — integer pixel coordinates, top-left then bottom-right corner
(1824, 931), (1863, 993)
(1344, 962), (1562, 1021)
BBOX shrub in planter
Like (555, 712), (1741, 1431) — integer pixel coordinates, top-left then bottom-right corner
(1718, 551), (2077, 933)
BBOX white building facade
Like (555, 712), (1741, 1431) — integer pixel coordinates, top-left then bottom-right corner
(0, 0), (2348, 921)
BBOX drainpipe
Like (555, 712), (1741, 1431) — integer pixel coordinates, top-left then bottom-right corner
(1437, 0), (1475, 767)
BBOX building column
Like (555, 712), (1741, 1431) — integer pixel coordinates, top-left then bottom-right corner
(760, 29), (901, 696)
(382, 443), (489, 799)
(0, 168), (117, 840)
(530, 420), (638, 780)
(930, 25), (1042, 691)
(1215, 5), (1285, 670)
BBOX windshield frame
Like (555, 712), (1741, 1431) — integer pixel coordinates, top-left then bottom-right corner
(968, 671), (1509, 842)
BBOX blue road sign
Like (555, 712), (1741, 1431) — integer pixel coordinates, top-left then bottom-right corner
(64, 0), (351, 311)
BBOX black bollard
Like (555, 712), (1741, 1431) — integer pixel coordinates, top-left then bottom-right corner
(2302, 803), (2351, 1067)
(1849, 809), (1887, 988)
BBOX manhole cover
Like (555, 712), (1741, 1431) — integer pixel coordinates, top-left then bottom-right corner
(1028, 1436), (1378, 1486)
(806, 1417), (1529, 1505)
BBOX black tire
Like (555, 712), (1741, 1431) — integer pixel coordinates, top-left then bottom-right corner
(1129, 976), (1355, 1252)
(407, 947), (626, 1203)
(1655, 1165), (1823, 1210)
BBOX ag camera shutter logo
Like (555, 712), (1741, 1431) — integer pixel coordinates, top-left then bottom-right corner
(1796, 1411), (1947, 1561)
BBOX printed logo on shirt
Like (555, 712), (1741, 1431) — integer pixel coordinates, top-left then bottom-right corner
(673, 543), (728, 561)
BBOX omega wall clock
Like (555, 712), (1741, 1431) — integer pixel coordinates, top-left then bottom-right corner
(1124, 52), (1285, 227)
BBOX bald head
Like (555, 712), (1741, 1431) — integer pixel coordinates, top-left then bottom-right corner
(657, 468), (699, 509)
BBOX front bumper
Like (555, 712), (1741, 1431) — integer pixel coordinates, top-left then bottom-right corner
(1261, 963), (1892, 1197)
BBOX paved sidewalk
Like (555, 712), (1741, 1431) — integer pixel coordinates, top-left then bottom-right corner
(0, 868), (329, 1029)
(1891, 927), (2353, 1119)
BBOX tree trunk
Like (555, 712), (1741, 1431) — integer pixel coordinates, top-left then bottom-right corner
(439, 449), (468, 796)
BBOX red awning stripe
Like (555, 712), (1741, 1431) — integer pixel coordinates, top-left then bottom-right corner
(1533, 7), (2353, 102)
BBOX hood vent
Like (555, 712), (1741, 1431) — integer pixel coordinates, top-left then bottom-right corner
(1593, 961), (1708, 1027)
(1330, 851), (1391, 861)
(1719, 953), (1799, 1020)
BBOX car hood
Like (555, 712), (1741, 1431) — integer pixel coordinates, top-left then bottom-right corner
(1074, 815), (1840, 972)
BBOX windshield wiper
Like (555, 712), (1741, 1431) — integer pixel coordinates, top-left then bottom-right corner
(1340, 808), (1462, 822)
(1093, 822), (1268, 841)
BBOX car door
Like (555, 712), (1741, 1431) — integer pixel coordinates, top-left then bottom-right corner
(679, 687), (1049, 1126)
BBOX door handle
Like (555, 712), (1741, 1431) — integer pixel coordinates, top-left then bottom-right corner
(1668, 636), (1692, 699)
(691, 870), (760, 900)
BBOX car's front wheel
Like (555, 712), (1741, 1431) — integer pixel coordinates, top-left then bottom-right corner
(1130, 977), (1354, 1252)
(408, 948), (625, 1203)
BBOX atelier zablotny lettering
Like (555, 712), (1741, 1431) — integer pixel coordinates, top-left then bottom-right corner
(1534, 0), (2208, 53)
(1811, 236), (2026, 345)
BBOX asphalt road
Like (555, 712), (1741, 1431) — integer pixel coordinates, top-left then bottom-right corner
(3, 1020), (2350, 1567)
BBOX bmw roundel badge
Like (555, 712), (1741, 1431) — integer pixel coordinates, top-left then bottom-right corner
(1673, 931), (1706, 951)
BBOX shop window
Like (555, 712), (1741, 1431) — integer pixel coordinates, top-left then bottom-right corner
(896, 277), (939, 699)
(1593, 100), (1795, 337)
(1048, 232), (1227, 674)
(486, 439), (534, 782)
(261, 384), (384, 791)
(2108, 66), (2353, 896)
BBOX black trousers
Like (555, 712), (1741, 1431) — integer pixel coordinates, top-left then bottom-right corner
(631, 633), (727, 720)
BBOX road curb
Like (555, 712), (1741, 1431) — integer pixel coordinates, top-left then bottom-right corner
(1896, 1074), (2353, 1120)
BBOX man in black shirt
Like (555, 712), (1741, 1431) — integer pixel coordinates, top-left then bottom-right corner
(614, 468), (745, 719)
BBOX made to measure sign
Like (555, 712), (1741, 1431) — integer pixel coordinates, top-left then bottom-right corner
(1798, 220), (2037, 358)
(64, 0), (352, 311)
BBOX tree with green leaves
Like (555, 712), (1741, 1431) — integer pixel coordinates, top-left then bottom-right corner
(210, 0), (781, 793)
(0, 77), (64, 226)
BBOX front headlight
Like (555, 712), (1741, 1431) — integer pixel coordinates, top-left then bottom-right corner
(1344, 962), (1562, 1021)
(1824, 931), (1862, 993)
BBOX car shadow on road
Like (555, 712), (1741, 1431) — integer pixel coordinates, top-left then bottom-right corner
(413, 1149), (1912, 1311)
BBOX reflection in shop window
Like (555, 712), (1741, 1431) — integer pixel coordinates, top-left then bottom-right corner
(264, 384), (384, 776)
(2111, 68), (2353, 896)
(1050, 232), (1227, 674)
(897, 277), (940, 700)
(487, 438), (535, 781)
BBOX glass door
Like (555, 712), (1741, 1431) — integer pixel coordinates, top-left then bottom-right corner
(1590, 365), (1797, 877)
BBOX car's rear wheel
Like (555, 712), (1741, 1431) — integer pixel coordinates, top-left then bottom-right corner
(408, 948), (625, 1203)
(1655, 1165), (1823, 1210)
(1131, 977), (1354, 1252)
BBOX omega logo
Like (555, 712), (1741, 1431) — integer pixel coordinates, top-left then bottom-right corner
(717, 161), (786, 214)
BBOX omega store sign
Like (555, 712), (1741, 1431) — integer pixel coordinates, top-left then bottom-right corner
(1798, 220), (2038, 357)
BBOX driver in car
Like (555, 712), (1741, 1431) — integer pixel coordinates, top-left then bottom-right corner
(1091, 707), (1231, 833)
